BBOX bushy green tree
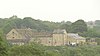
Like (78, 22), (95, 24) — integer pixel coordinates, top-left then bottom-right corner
(95, 20), (100, 26)
(71, 19), (87, 33)
(0, 29), (8, 56)
(8, 43), (61, 56)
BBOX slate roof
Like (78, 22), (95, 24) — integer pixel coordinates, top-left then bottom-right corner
(68, 33), (85, 40)
(15, 29), (33, 38)
(15, 28), (52, 38)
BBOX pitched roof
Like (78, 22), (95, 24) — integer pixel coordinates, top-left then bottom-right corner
(13, 29), (32, 39)
(68, 33), (85, 40)
(32, 32), (52, 37)
(15, 28), (52, 37)
(53, 29), (67, 34)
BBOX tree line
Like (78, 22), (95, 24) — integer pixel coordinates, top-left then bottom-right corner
(1, 15), (100, 38)
(0, 16), (100, 56)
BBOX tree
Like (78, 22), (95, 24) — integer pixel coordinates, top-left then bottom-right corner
(70, 19), (87, 33)
(0, 29), (8, 56)
(66, 21), (72, 25)
(95, 20), (100, 26)
(59, 23), (71, 33)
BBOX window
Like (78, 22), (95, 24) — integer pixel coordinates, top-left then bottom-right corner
(12, 32), (14, 33)
(49, 41), (50, 43)
(12, 37), (14, 38)
(55, 41), (56, 44)
(12, 32), (14, 36)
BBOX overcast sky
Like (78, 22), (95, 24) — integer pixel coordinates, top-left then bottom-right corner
(0, 0), (100, 22)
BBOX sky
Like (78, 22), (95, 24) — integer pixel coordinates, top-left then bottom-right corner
(0, 0), (100, 22)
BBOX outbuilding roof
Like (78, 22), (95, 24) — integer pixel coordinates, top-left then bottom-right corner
(68, 33), (85, 40)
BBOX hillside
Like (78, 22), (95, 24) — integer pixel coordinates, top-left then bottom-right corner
(0, 15), (100, 38)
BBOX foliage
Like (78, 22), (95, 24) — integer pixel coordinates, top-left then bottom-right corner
(8, 43), (61, 56)
(59, 23), (71, 32)
(1, 16), (100, 38)
(95, 20), (100, 26)
(0, 29), (8, 56)
(70, 19), (87, 33)
(8, 45), (100, 56)
(1, 16), (100, 56)
(1, 16), (61, 34)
